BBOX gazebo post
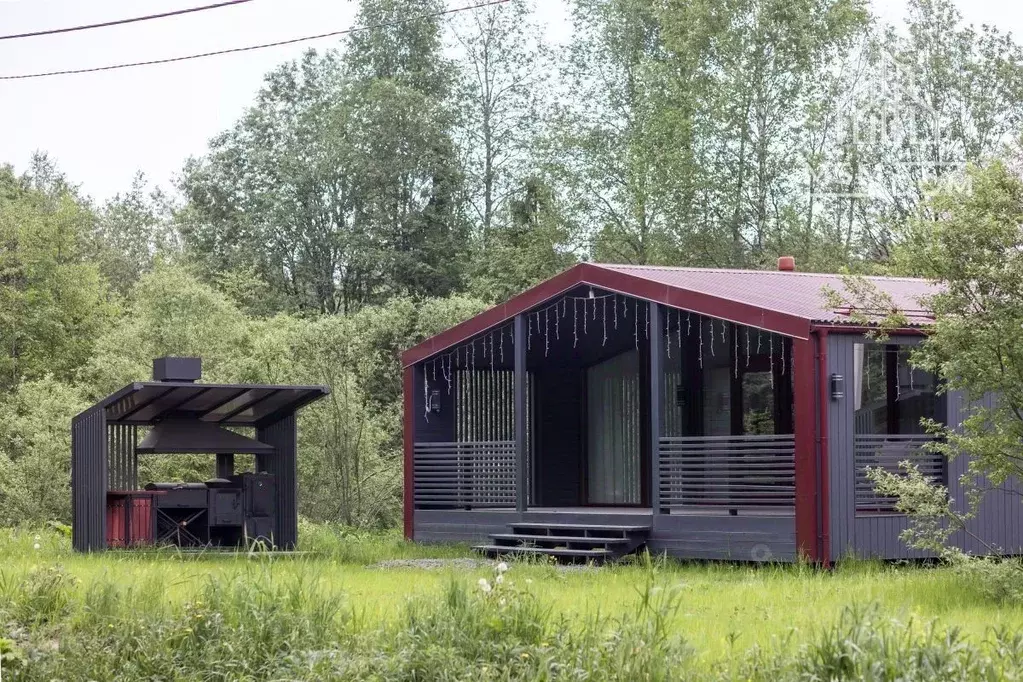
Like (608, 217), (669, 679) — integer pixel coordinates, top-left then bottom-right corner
(514, 313), (527, 513)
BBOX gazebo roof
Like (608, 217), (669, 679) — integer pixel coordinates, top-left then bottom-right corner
(86, 381), (329, 427)
(402, 262), (937, 367)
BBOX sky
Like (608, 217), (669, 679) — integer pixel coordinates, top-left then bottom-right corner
(0, 0), (1020, 202)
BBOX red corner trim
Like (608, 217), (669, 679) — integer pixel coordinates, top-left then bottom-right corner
(792, 336), (819, 562)
(403, 365), (414, 541)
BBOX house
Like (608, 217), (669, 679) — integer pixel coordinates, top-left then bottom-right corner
(401, 261), (1023, 563)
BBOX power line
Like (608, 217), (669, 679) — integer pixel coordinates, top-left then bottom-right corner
(0, 0), (510, 81)
(0, 0), (257, 42)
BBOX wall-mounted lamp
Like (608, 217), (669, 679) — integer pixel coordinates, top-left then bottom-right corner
(830, 373), (844, 401)
(429, 390), (442, 414)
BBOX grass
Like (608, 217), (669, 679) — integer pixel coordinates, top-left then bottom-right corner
(3, 525), (1023, 679)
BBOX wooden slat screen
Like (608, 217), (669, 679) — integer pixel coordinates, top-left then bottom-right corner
(659, 434), (796, 508)
(855, 434), (942, 513)
(413, 441), (516, 509)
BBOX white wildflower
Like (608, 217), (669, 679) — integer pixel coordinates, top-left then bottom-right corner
(496, 561), (509, 574)
(34, 534), (41, 541)
(525, 578), (533, 585)
(495, 574), (504, 585)
(33, 543), (40, 550)
(478, 578), (492, 593)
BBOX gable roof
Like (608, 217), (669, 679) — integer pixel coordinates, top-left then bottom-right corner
(402, 262), (937, 367)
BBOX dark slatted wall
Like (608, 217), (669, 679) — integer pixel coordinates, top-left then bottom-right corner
(72, 406), (107, 551)
(257, 415), (298, 549)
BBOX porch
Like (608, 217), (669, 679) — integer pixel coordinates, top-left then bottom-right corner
(404, 271), (816, 562)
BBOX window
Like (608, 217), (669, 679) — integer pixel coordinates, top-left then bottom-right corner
(854, 344), (939, 435)
(853, 343), (945, 513)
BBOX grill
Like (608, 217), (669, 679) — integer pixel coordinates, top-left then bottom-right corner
(144, 473), (277, 547)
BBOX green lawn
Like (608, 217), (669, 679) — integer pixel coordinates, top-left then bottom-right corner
(3, 526), (1023, 680)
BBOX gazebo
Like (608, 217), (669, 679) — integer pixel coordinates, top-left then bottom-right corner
(71, 357), (328, 552)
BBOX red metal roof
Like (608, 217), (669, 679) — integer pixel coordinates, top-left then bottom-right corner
(595, 264), (937, 326)
(401, 262), (937, 367)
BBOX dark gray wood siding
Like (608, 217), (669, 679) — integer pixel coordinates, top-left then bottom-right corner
(828, 332), (1023, 560)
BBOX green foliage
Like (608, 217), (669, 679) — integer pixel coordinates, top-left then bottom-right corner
(83, 262), (252, 396)
(0, 160), (115, 395)
(0, 377), (87, 525)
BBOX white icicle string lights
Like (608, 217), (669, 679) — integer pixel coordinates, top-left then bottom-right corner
(602, 297), (608, 346)
(544, 309), (550, 357)
(709, 316), (715, 357)
(734, 327), (738, 378)
(665, 309), (671, 360)
(423, 372), (430, 422)
(698, 318), (704, 368)
(745, 327), (751, 367)
(614, 294), (619, 329)
(573, 298), (579, 348)
(634, 299), (639, 349)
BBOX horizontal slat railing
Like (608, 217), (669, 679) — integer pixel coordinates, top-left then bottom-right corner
(414, 441), (516, 509)
(855, 434), (942, 513)
(659, 435), (796, 508)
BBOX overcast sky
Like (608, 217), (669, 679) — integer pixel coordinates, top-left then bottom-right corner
(0, 0), (1020, 202)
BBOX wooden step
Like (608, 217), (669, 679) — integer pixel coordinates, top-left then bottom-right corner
(508, 522), (651, 533)
(474, 545), (613, 560)
(490, 533), (631, 546)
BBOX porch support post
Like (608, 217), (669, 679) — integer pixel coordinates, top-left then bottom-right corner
(649, 302), (663, 515)
(792, 337), (820, 562)
(514, 314), (528, 513)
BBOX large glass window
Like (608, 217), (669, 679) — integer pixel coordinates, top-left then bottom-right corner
(854, 344), (939, 435)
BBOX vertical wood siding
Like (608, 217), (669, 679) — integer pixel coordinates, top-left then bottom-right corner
(72, 407), (107, 551)
(828, 333), (1023, 560)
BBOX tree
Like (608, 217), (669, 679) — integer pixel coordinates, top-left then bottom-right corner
(0, 159), (114, 394)
(841, 0), (1023, 261)
(94, 173), (180, 298)
(469, 176), (579, 302)
(345, 0), (469, 300)
(451, 0), (547, 237)
(0, 377), (87, 525)
(181, 51), (367, 315)
(182, 0), (470, 313)
(552, 0), (680, 266)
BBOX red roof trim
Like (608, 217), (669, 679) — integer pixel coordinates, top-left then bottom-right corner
(401, 263), (813, 367)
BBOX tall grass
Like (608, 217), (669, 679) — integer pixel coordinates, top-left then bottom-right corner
(3, 527), (1023, 680)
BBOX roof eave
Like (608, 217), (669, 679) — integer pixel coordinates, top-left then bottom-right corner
(401, 262), (815, 368)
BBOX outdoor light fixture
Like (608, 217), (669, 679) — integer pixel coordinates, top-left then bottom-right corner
(830, 373), (844, 401)
(588, 288), (595, 298)
(429, 390), (442, 414)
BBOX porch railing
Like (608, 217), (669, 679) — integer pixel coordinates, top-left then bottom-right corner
(855, 434), (942, 513)
(413, 441), (516, 509)
(658, 435), (796, 509)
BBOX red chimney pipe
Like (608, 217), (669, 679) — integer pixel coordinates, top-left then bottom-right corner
(778, 256), (796, 272)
